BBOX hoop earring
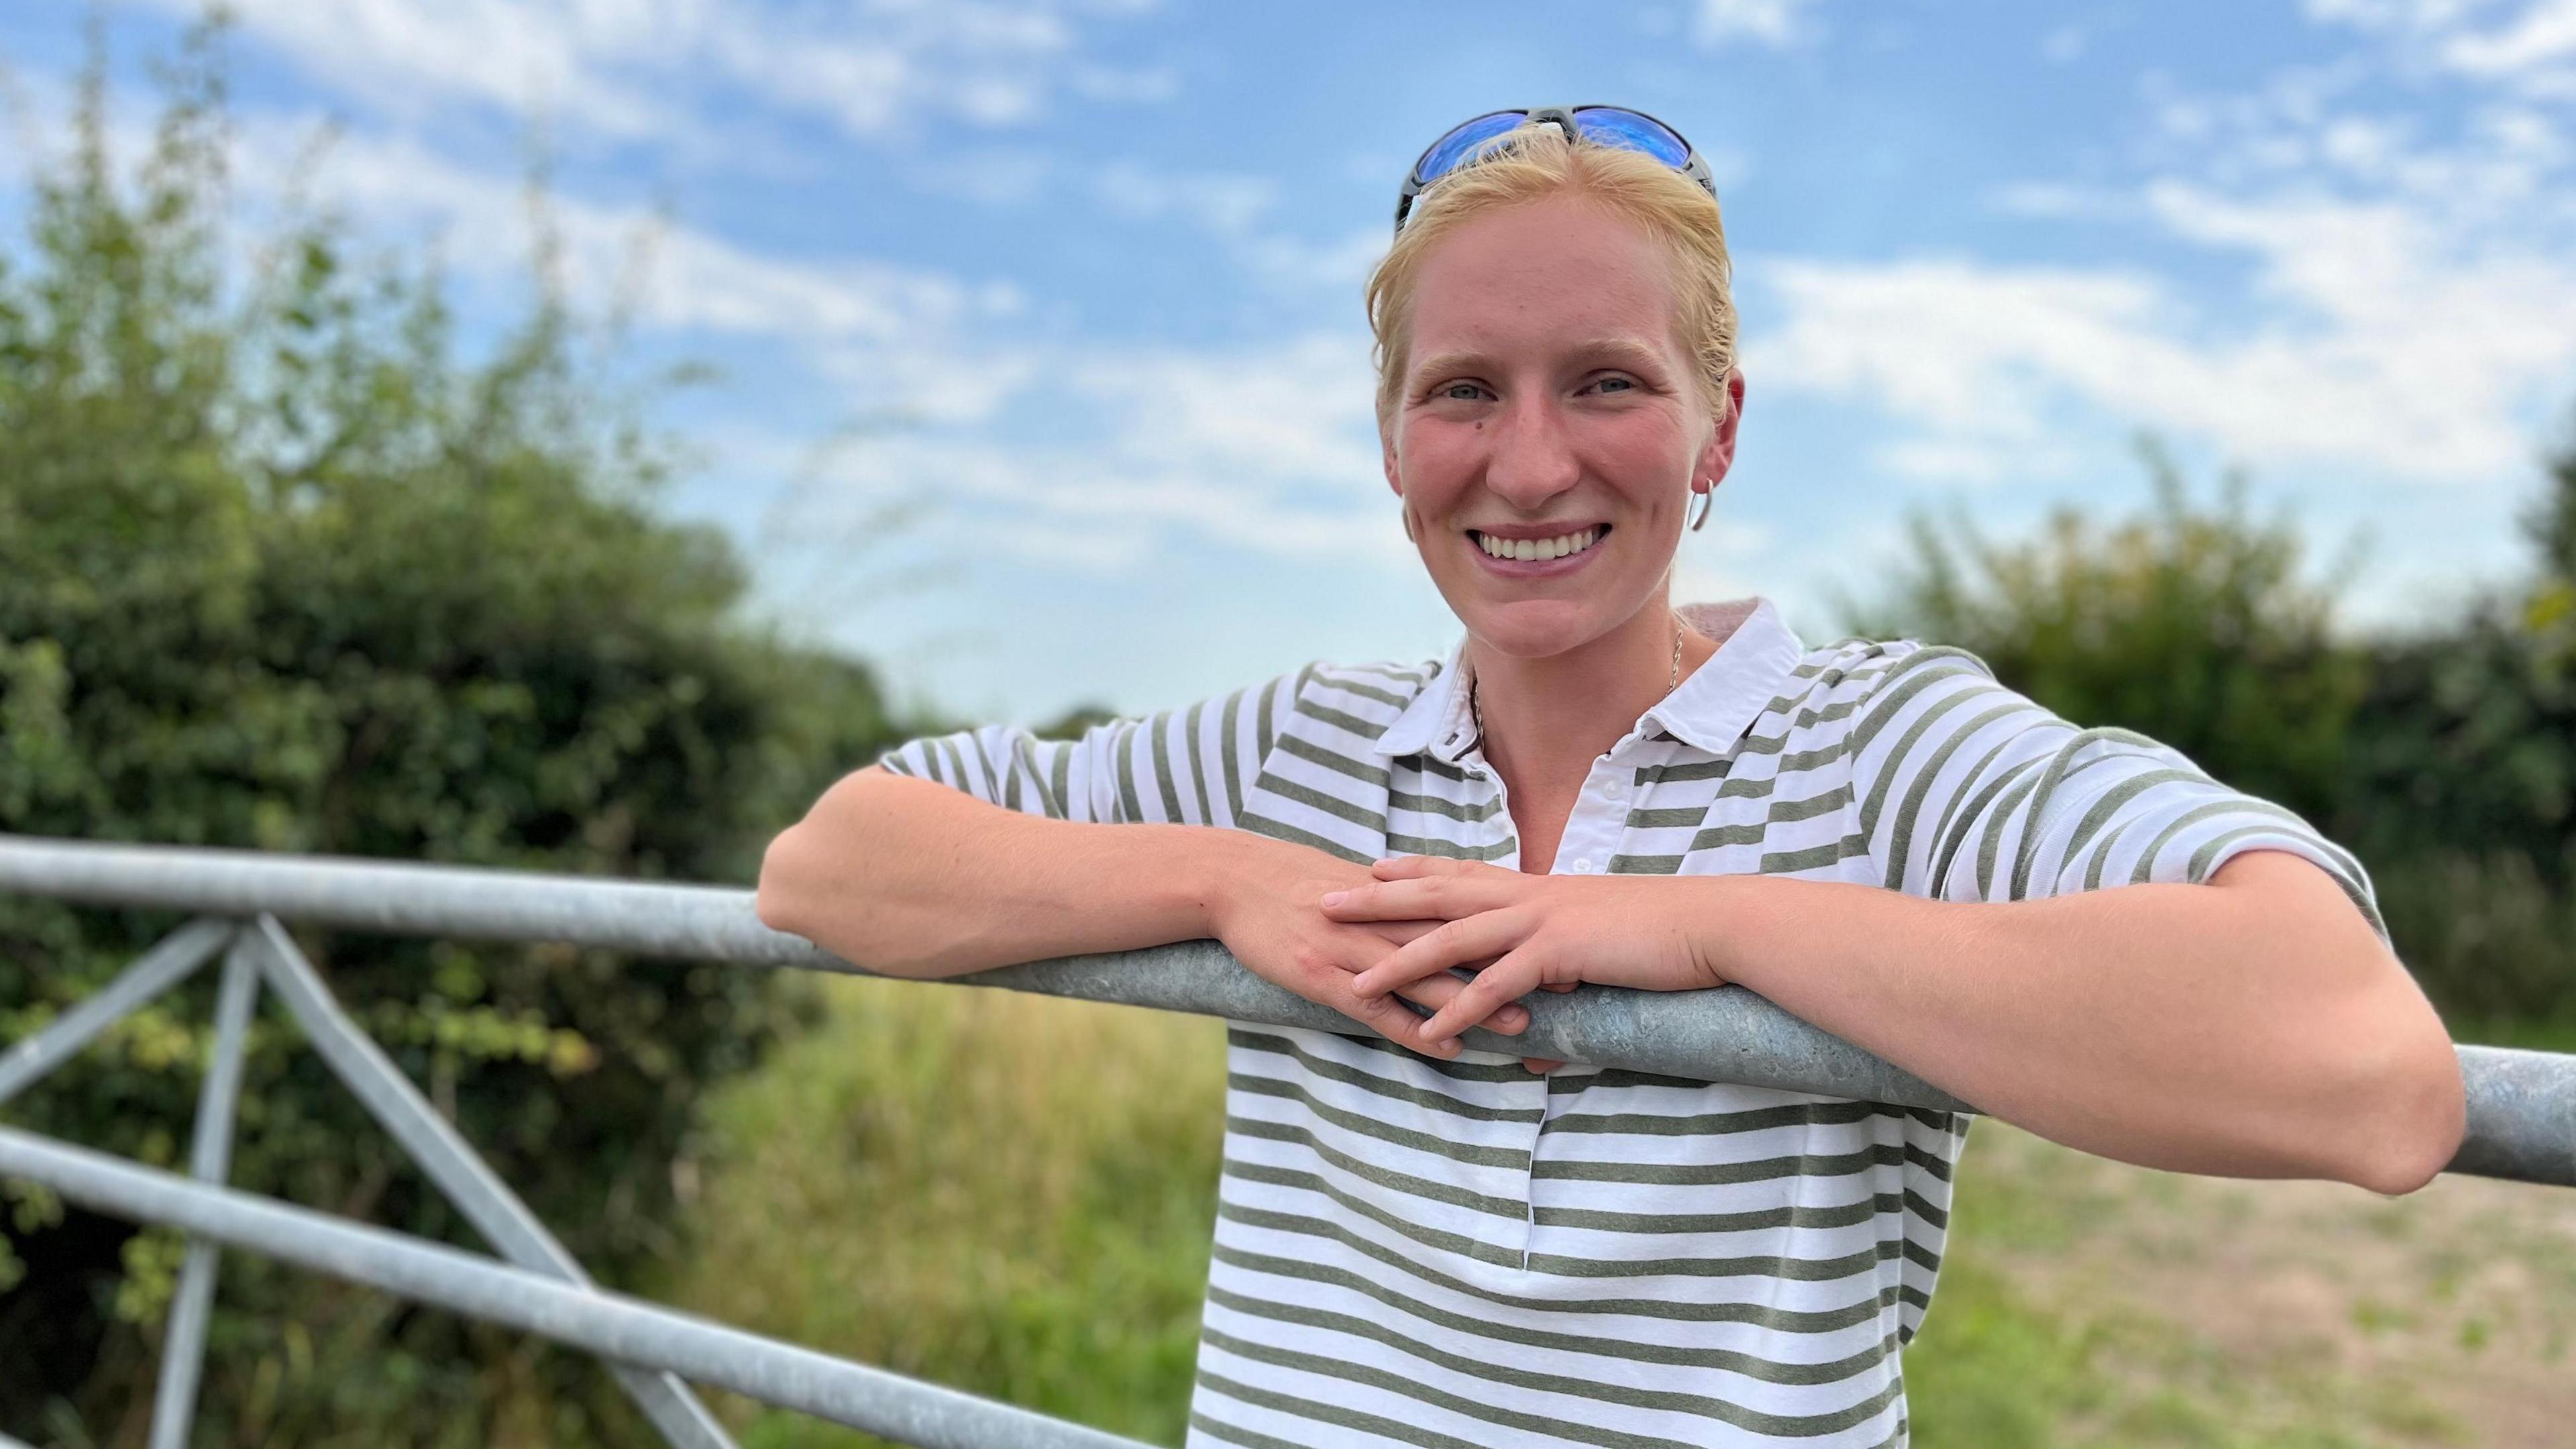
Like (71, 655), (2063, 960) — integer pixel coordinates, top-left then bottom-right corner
(1688, 487), (1714, 533)
(1401, 506), (1415, 543)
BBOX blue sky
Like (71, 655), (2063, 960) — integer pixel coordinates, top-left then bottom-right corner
(7, 1), (2576, 724)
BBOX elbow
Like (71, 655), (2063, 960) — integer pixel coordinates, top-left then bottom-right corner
(757, 773), (859, 940)
(2341, 1034), (2467, 1198)
(754, 824), (812, 938)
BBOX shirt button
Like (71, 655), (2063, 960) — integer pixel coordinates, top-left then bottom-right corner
(1571, 856), (1595, 873)
(1605, 778), (1627, 797)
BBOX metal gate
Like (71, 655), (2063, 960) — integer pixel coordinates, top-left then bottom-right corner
(3, 834), (2571, 1447)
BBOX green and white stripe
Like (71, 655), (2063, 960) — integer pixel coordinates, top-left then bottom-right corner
(879, 598), (2375, 1448)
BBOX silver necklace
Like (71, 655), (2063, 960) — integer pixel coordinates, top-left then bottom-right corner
(1470, 612), (1686, 750)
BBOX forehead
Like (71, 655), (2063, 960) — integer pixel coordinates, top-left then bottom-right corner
(1403, 196), (1685, 364)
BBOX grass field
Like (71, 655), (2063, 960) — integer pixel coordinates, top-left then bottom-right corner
(663, 979), (2576, 1448)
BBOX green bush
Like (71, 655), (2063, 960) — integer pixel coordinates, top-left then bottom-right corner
(1856, 439), (2576, 1029)
(0, 33), (908, 1445)
(1846, 444), (2367, 827)
(2337, 426), (2576, 1026)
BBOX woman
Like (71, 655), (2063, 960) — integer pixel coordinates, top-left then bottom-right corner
(757, 109), (2465, 1449)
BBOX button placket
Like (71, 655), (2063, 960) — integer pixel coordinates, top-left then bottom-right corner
(1553, 749), (1640, 878)
(1452, 748), (1554, 1267)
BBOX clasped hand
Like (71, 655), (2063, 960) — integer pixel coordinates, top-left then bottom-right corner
(1325, 856), (1724, 1051)
(1212, 843), (1724, 1073)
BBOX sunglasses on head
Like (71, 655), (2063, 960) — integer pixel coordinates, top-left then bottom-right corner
(1393, 105), (1718, 233)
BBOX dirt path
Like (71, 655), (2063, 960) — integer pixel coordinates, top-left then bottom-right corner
(1951, 1124), (2576, 1446)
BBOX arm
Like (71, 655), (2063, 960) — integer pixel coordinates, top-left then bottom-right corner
(1333, 852), (2462, 1194)
(757, 766), (1227, 977)
(1689, 850), (2462, 1194)
(757, 765), (1525, 1052)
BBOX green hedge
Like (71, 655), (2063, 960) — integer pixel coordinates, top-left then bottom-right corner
(0, 36), (910, 1446)
(1858, 441), (2576, 1030)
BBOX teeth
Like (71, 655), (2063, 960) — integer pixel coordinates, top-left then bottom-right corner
(1476, 527), (1602, 561)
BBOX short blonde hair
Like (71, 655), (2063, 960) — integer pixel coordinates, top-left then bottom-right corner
(1365, 121), (1739, 433)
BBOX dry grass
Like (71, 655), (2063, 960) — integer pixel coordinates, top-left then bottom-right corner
(1917, 1120), (2576, 1448)
(661, 977), (1226, 1447)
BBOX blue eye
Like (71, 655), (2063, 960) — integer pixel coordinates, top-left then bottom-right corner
(1593, 376), (1635, 393)
(1443, 382), (1483, 400)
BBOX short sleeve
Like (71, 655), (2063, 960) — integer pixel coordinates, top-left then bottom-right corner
(873, 672), (1309, 828)
(1847, 643), (2383, 936)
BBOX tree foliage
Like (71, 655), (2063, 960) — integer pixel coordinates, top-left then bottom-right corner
(2335, 411), (2576, 1028)
(1858, 436), (2576, 1031)
(0, 32), (907, 1445)
(1849, 445), (2366, 826)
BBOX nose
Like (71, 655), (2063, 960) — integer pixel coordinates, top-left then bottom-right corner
(1482, 392), (1582, 512)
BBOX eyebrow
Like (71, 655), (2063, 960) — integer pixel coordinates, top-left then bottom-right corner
(1407, 337), (1672, 385)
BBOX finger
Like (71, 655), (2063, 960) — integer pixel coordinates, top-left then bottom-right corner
(1371, 855), (1472, 880)
(1395, 971), (1529, 1035)
(1542, 981), (1578, 993)
(1350, 910), (1530, 998)
(1328, 979), (1461, 1058)
(1322, 875), (1509, 924)
(1418, 949), (1545, 1043)
(1522, 1057), (1566, 1073)
(1362, 918), (1442, 947)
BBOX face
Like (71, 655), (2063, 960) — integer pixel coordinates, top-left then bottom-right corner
(1383, 195), (1743, 660)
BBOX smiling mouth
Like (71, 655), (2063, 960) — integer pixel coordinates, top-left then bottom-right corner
(1468, 525), (1609, 562)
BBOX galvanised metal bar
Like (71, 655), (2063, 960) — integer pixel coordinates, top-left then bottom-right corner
(0, 835), (804, 965)
(240, 918), (734, 1449)
(0, 1127), (1153, 1449)
(1, 835), (2570, 1187)
(2449, 1045), (2576, 1184)
(0, 917), (233, 1106)
(148, 936), (262, 1449)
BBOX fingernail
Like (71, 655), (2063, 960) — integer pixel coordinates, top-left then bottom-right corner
(1500, 1007), (1527, 1028)
(1320, 890), (1347, 907)
(1436, 1037), (1460, 1055)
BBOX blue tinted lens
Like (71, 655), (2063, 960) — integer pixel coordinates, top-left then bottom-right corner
(1413, 111), (1529, 184)
(1570, 107), (1690, 167)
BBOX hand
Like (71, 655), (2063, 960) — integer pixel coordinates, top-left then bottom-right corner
(1320, 856), (1726, 1048)
(1206, 837), (1534, 1059)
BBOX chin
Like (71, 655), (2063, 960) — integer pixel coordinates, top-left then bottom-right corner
(1454, 596), (1613, 659)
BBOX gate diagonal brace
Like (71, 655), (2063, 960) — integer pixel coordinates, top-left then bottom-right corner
(239, 915), (733, 1449)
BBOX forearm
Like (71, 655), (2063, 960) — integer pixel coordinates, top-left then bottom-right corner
(1703, 853), (2465, 1193)
(755, 767), (1250, 977)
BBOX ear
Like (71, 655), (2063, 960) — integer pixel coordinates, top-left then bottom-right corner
(1695, 369), (1747, 494)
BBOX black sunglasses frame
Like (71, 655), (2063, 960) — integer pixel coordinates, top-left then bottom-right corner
(1393, 104), (1719, 233)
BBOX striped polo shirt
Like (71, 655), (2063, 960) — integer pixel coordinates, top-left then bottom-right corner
(877, 596), (2377, 1449)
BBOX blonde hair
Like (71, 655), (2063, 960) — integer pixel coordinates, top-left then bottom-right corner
(1365, 121), (1739, 434)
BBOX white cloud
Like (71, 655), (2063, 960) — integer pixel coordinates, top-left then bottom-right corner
(768, 331), (1404, 573)
(222, 117), (998, 354)
(1755, 193), (2576, 486)
(2443, 1), (2576, 79)
(1692, 0), (1826, 48)
(135, 0), (1163, 144)
(1241, 225), (1388, 295)
(1753, 2), (2576, 490)
(2307, 0), (2576, 92)
(1090, 160), (1278, 237)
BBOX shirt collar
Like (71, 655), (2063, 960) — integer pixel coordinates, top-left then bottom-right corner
(1372, 597), (1807, 765)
